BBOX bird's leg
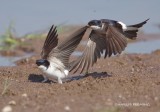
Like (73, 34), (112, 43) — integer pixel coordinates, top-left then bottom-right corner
(41, 75), (48, 83)
(58, 77), (63, 84)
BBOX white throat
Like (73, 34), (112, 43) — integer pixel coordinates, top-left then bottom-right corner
(38, 65), (48, 72)
(90, 25), (102, 30)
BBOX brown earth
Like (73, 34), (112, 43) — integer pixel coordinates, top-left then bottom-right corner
(0, 31), (160, 112)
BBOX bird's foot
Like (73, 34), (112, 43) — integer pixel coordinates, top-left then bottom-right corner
(58, 78), (63, 84)
(41, 76), (48, 83)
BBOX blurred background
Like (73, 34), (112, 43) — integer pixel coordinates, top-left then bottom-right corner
(0, 0), (160, 36)
(0, 0), (160, 66)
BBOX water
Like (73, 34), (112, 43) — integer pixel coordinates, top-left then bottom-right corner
(0, 0), (160, 36)
(126, 39), (160, 54)
(0, 39), (160, 66)
(0, 56), (17, 66)
(0, 53), (33, 66)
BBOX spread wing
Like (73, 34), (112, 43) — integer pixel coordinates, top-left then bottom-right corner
(41, 25), (58, 59)
(69, 25), (127, 73)
(48, 26), (87, 67)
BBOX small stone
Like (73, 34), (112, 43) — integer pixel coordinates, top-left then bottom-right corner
(8, 100), (16, 105)
(107, 98), (111, 101)
(118, 94), (122, 98)
(145, 95), (148, 99)
(118, 94), (125, 100)
(2, 105), (12, 112)
(154, 97), (159, 101)
(150, 67), (154, 69)
(22, 93), (28, 97)
(64, 105), (70, 111)
(105, 99), (113, 106)
(71, 99), (75, 102)
(131, 68), (135, 74)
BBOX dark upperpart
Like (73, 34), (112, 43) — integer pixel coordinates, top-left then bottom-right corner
(88, 20), (102, 27)
(36, 59), (50, 68)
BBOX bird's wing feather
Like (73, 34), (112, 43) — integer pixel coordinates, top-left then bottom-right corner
(69, 25), (127, 73)
(41, 25), (58, 59)
(104, 25), (127, 57)
(48, 26), (87, 67)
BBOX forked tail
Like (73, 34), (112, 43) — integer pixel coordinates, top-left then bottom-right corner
(124, 18), (149, 39)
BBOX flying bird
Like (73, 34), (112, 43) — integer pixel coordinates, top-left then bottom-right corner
(69, 18), (149, 73)
(36, 19), (149, 84)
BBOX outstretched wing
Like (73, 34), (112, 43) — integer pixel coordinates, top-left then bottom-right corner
(48, 26), (87, 67)
(69, 25), (127, 73)
(41, 25), (58, 59)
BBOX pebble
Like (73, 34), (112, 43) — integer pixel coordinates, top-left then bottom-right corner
(154, 97), (159, 101)
(8, 100), (16, 105)
(70, 99), (75, 102)
(145, 95), (148, 99)
(22, 93), (28, 97)
(105, 99), (113, 106)
(2, 105), (12, 112)
(64, 105), (70, 111)
(118, 94), (125, 100)
(118, 94), (123, 98)
(131, 68), (134, 73)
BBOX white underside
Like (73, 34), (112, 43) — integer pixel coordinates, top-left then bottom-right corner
(38, 61), (69, 84)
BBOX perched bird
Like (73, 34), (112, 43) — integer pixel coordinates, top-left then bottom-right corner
(69, 19), (149, 73)
(36, 19), (149, 84)
(36, 25), (87, 84)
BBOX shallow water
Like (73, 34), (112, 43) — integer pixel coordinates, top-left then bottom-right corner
(0, 39), (160, 66)
(0, 53), (33, 66)
(126, 40), (160, 54)
(0, 56), (17, 66)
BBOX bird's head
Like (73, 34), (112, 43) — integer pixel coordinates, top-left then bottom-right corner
(87, 20), (102, 30)
(36, 59), (50, 70)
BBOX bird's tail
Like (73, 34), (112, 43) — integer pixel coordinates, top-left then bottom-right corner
(124, 18), (149, 39)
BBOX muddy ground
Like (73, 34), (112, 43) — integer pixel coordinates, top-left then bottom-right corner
(0, 30), (160, 112)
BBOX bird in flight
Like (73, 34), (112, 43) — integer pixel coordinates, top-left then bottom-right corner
(36, 19), (149, 84)
(69, 19), (149, 73)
